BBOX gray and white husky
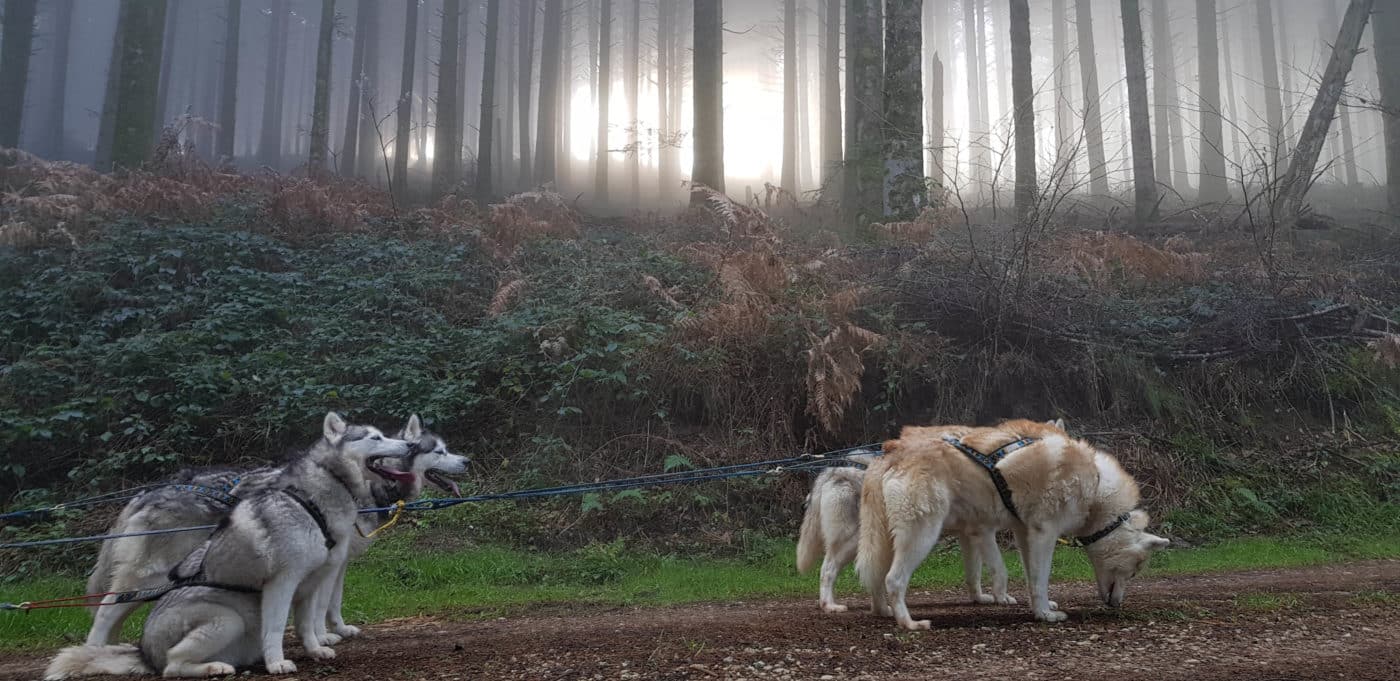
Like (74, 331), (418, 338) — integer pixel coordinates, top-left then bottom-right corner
(46, 413), (436, 678)
(81, 414), (467, 649)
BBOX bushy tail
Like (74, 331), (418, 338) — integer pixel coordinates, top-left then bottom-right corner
(855, 464), (893, 599)
(795, 477), (826, 574)
(44, 645), (151, 680)
(85, 541), (115, 614)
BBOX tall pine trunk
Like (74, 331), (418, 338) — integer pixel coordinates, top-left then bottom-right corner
(393, 0), (418, 202)
(534, 0), (562, 185)
(797, 2), (812, 191)
(355, 0), (381, 179)
(596, 0), (612, 201)
(216, 0), (241, 162)
(657, 0), (672, 196)
(1256, 0), (1284, 159)
(111, 0), (168, 170)
(154, 0), (179, 131)
(432, 0), (463, 196)
(1074, 0), (1108, 197)
(882, 0), (922, 219)
(0, 0), (38, 149)
(692, 0), (724, 194)
(625, 0), (639, 202)
(308, 0), (336, 174)
(782, 0), (798, 193)
(1324, 0), (1358, 187)
(476, 0), (501, 202)
(819, 0), (841, 200)
(843, 0), (881, 222)
(1150, 0), (1173, 190)
(39, 0), (73, 157)
(558, 2), (572, 187)
(929, 52), (944, 185)
(1377, 0), (1400, 213)
(258, 0), (289, 168)
(340, 0), (370, 175)
(1052, 0), (1072, 180)
(964, 0), (983, 188)
(1010, 0), (1035, 221)
(1121, 0), (1158, 226)
(517, 0), (537, 187)
(1196, 0), (1228, 202)
(1273, 0), (1376, 220)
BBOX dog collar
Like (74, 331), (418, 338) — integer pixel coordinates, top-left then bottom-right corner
(1076, 511), (1133, 547)
(283, 486), (337, 550)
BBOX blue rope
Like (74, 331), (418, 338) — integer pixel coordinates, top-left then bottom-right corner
(0, 486), (167, 522)
(2, 444), (885, 548)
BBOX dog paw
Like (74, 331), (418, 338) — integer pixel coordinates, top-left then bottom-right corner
(1035, 609), (1069, 623)
(900, 619), (932, 631)
(265, 660), (298, 675)
(319, 633), (342, 647)
(199, 663), (235, 677)
(820, 603), (848, 614)
(305, 646), (336, 661)
(333, 624), (362, 639)
(995, 594), (1018, 605)
(1047, 600), (1059, 610)
(972, 593), (995, 605)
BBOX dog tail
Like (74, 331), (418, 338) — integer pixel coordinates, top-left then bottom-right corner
(44, 645), (151, 680)
(85, 540), (116, 613)
(795, 474), (827, 574)
(855, 459), (893, 600)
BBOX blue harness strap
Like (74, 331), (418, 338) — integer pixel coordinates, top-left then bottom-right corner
(165, 484), (241, 507)
(941, 436), (1038, 522)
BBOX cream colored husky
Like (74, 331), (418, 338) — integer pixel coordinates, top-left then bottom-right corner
(856, 422), (1168, 630)
(795, 420), (1066, 613)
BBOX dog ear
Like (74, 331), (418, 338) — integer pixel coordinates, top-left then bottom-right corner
(403, 414), (423, 441)
(1048, 418), (1066, 431)
(323, 412), (348, 443)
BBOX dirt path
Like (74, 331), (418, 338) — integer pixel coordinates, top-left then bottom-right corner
(6, 561), (1397, 680)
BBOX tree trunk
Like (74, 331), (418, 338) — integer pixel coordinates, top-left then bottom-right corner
(692, 0), (724, 194)
(1323, 0), (1358, 188)
(216, 0), (241, 162)
(258, 0), (289, 168)
(1051, 0), (1072, 180)
(797, 1), (812, 191)
(820, 0), (841, 200)
(963, 0), (983, 188)
(1196, 0), (1228, 202)
(1150, 0), (1174, 191)
(534, 0), (562, 185)
(558, 1), (572, 188)
(393, 0), (418, 202)
(0, 0), (38, 149)
(111, 0), (168, 170)
(516, 0), (537, 187)
(37, 0), (73, 157)
(431, 0), (463, 195)
(596, 0), (612, 201)
(1010, 0), (1035, 221)
(308, 0), (336, 174)
(842, 0), (881, 222)
(1377, 0), (1400, 213)
(476, 0), (501, 202)
(340, 0), (369, 175)
(1256, 0), (1284, 159)
(1273, 0), (1376, 220)
(1121, 0), (1158, 226)
(154, 0), (179, 132)
(95, 22), (124, 169)
(1220, 4), (1243, 177)
(657, 0), (672, 196)
(929, 51), (944, 185)
(882, 0), (922, 219)
(1074, 0), (1109, 197)
(782, 0), (798, 193)
(625, 0), (639, 202)
(355, 0), (381, 179)
(458, 0), (473, 168)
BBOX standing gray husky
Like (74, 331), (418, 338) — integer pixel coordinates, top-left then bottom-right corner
(82, 415), (466, 649)
(48, 412), (415, 678)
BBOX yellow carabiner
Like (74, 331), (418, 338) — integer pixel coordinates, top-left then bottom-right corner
(357, 500), (406, 539)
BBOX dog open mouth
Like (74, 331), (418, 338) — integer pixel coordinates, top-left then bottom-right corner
(366, 455), (417, 485)
(424, 469), (462, 497)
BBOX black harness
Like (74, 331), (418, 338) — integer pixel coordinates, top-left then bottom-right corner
(942, 435), (1037, 522)
(283, 485), (338, 550)
(1075, 511), (1133, 547)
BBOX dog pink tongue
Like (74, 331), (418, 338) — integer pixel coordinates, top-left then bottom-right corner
(381, 469), (416, 484)
(447, 480), (461, 497)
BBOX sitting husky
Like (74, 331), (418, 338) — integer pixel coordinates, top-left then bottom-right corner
(82, 414), (466, 649)
(795, 420), (1064, 613)
(47, 412), (418, 678)
(856, 422), (1169, 630)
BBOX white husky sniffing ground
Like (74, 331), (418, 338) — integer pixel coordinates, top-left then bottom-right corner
(47, 412), (417, 678)
(856, 422), (1168, 630)
(81, 415), (466, 649)
(796, 420), (1066, 613)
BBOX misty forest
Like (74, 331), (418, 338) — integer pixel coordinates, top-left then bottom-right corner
(2, 2), (1400, 677)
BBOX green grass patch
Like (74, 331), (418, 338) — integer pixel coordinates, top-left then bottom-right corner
(2, 531), (1397, 651)
(1232, 592), (1303, 611)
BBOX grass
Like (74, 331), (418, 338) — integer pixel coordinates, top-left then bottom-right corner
(2, 530), (1398, 652)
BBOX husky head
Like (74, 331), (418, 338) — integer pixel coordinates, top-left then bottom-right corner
(322, 411), (417, 485)
(1084, 509), (1169, 607)
(393, 414), (471, 497)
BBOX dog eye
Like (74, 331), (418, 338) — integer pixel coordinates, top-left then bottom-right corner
(371, 435), (382, 441)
